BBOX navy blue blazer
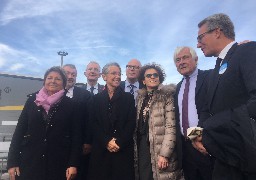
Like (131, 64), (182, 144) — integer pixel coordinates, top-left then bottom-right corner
(200, 42), (256, 173)
(174, 69), (211, 168)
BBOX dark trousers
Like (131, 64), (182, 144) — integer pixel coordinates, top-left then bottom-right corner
(212, 159), (256, 180)
(138, 134), (154, 180)
(76, 154), (90, 180)
(88, 145), (135, 180)
(182, 136), (213, 180)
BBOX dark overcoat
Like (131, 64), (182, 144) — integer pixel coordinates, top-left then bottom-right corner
(200, 42), (256, 175)
(7, 92), (82, 180)
(88, 87), (136, 180)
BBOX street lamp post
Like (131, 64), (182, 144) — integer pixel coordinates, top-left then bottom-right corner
(57, 51), (68, 67)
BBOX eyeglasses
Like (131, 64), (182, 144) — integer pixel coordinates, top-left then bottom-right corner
(126, 65), (140, 70)
(108, 71), (122, 76)
(145, 73), (159, 78)
(197, 28), (217, 43)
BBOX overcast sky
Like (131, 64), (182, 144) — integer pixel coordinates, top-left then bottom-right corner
(0, 0), (255, 84)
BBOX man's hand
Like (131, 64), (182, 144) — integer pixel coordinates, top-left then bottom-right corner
(192, 135), (208, 155)
(82, 144), (92, 155)
(238, 40), (250, 45)
(66, 167), (77, 180)
(8, 167), (20, 180)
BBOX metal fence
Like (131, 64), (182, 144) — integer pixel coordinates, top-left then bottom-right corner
(0, 152), (8, 180)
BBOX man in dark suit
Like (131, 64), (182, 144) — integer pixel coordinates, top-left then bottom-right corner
(193, 13), (256, 179)
(81, 61), (104, 95)
(174, 47), (213, 180)
(120, 59), (142, 101)
(63, 64), (92, 180)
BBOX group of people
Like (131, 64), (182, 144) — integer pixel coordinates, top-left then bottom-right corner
(6, 13), (256, 180)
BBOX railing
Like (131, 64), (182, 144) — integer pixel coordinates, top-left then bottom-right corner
(0, 152), (8, 180)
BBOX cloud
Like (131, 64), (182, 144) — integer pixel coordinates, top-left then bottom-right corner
(0, 0), (256, 83)
(10, 63), (25, 71)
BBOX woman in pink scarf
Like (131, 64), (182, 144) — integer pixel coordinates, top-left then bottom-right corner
(7, 66), (82, 180)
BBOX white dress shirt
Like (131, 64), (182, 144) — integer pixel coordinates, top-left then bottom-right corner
(86, 83), (99, 95)
(66, 86), (74, 98)
(124, 80), (139, 102)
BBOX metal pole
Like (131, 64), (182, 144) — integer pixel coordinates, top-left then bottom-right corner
(57, 51), (68, 67)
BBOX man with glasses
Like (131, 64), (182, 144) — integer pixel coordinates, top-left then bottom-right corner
(173, 47), (213, 180)
(120, 59), (143, 100)
(193, 13), (256, 179)
(81, 61), (104, 95)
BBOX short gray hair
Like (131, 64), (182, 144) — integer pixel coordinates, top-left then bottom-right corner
(86, 61), (101, 72)
(102, 62), (121, 75)
(63, 64), (76, 70)
(173, 46), (198, 62)
(198, 13), (235, 40)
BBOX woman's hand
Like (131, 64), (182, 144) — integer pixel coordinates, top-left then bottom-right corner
(66, 167), (77, 180)
(8, 167), (20, 180)
(158, 156), (169, 170)
(107, 138), (120, 152)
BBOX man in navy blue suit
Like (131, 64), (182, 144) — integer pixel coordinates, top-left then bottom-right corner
(174, 46), (213, 180)
(120, 59), (142, 101)
(193, 13), (256, 180)
(63, 64), (92, 180)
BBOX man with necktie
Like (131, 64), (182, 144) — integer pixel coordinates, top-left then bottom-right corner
(174, 47), (213, 180)
(193, 13), (256, 179)
(120, 59), (143, 101)
(62, 64), (92, 180)
(81, 61), (104, 95)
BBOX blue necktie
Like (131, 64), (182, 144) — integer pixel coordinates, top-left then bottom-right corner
(90, 86), (95, 95)
(129, 84), (135, 95)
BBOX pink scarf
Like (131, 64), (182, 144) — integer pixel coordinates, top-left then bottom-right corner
(34, 87), (65, 113)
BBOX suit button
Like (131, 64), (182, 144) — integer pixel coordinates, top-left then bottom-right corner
(42, 154), (45, 157)
(44, 139), (47, 142)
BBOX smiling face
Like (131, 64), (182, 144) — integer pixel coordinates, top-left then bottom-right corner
(143, 68), (160, 91)
(102, 65), (121, 89)
(63, 66), (77, 89)
(84, 62), (101, 82)
(175, 47), (197, 76)
(44, 71), (64, 95)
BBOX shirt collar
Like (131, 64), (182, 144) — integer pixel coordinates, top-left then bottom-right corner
(183, 68), (198, 79)
(66, 86), (74, 98)
(218, 41), (236, 59)
(87, 83), (98, 90)
(125, 80), (139, 88)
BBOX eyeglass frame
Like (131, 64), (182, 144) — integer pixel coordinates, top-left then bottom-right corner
(126, 65), (140, 70)
(145, 73), (159, 78)
(197, 28), (218, 43)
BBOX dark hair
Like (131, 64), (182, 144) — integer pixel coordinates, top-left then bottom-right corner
(138, 63), (166, 88)
(43, 66), (67, 88)
(198, 13), (235, 40)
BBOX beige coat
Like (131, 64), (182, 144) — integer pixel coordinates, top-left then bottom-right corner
(134, 84), (184, 180)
